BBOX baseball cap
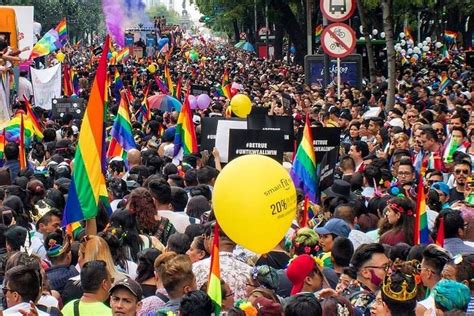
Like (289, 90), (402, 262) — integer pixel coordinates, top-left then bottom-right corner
(109, 277), (143, 300)
(315, 218), (351, 237)
(431, 182), (450, 196)
(286, 254), (318, 296)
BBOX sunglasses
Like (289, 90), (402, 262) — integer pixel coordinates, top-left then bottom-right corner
(455, 169), (469, 175)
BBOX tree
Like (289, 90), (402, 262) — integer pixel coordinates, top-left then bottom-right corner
(147, 4), (181, 25)
(381, 0), (395, 110)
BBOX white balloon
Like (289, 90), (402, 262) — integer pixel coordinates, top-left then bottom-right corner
(407, 48), (413, 54)
(423, 46), (430, 52)
(395, 46), (401, 52)
(401, 49), (406, 55)
(418, 43), (424, 48)
(380, 32), (385, 38)
(422, 41), (428, 46)
(359, 36), (365, 40)
(412, 54), (419, 60)
(413, 47), (421, 54)
(425, 37), (432, 43)
(400, 32), (405, 38)
(408, 39), (414, 46)
(359, 26), (364, 33)
(400, 39), (406, 46)
(372, 29), (378, 36)
(435, 42), (443, 48)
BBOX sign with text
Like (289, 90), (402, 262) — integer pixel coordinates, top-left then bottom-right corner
(191, 84), (211, 96)
(304, 54), (362, 89)
(297, 127), (341, 161)
(228, 129), (285, 163)
(200, 117), (222, 150)
(215, 119), (247, 163)
(247, 114), (294, 151)
(51, 97), (86, 120)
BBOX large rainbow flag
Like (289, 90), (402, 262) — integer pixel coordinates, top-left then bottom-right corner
(116, 47), (129, 63)
(414, 176), (429, 245)
(291, 115), (317, 202)
(23, 96), (43, 141)
(55, 18), (68, 46)
(29, 28), (62, 60)
(62, 36), (110, 225)
(107, 92), (136, 160)
(207, 224), (222, 315)
(5, 111), (39, 146)
(173, 95), (198, 157)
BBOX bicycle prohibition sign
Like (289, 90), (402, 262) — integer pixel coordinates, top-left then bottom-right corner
(321, 23), (356, 59)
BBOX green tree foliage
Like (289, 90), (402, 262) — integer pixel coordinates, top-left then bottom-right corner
(147, 4), (180, 25)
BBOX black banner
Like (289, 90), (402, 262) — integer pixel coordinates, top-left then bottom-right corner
(281, 93), (294, 109)
(51, 98), (86, 120)
(200, 117), (222, 150)
(191, 85), (211, 96)
(297, 127), (341, 161)
(228, 129), (285, 163)
(318, 147), (339, 197)
(247, 114), (294, 151)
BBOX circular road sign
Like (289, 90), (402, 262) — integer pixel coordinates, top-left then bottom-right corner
(320, 0), (356, 23)
(321, 23), (356, 58)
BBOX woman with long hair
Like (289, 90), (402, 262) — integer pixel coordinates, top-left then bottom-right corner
(379, 197), (415, 246)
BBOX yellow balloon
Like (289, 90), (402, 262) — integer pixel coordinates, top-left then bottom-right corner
(185, 51), (190, 58)
(147, 64), (156, 74)
(230, 94), (252, 118)
(56, 52), (65, 62)
(112, 51), (118, 58)
(213, 155), (297, 254)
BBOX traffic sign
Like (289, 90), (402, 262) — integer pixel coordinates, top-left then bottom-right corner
(321, 23), (356, 58)
(320, 0), (356, 22)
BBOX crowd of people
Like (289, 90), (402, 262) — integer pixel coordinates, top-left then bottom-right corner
(0, 21), (473, 316)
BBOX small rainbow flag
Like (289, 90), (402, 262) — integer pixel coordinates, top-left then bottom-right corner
(113, 68), (124, 101)
(443, 136), (459, 164)
(207, 223), (222, 315)
(165, 65), (174, 96)
(414, 176), (429, 245)
(173, 94), (198, 157)
(107, 92), (136, 160)
(138, 84), (152, 123)
(72, 69), (80, 95)
(221, 68), (231, 100)
(0, 130), (5, 160)
(55, 18), (67, 46)
(315, 25), (323, 43)
(444, 30), (457, 43)
(62, 36), (110, 225)
(439, 72), (452, 93)
(175, 77), (183, 101)
(116, 47), (129, 63)
(154, 76), (169, 95)
(23, 96), (43, 141)
(291, 114), (317, 202)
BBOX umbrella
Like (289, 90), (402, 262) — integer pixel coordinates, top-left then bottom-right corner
(242, 42), (255, 52)
(234, 41), (246, 48)
(148, 94), (182, 112)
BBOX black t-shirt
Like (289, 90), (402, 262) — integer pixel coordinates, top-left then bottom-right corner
(255, 251), (290, 270)
(449, 187), (465, 204)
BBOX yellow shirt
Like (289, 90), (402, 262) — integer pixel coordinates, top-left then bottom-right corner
(61, 299), (112, 316)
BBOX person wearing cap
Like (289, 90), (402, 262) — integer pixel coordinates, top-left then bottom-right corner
(431, 182), (450, 209)
(338, 110), (352, 143)
(286, 254), (325, 298)
(109, 277), (143, 316)
(315, 218), (351, 268)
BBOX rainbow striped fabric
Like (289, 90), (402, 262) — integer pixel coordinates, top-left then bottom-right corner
(62, 36), (110, 225)
(175, 77), (183, 101)
(207, 224), (222, 315)
(113, 68), (124, 101)
(116, 47), (129, 63)
(173, 95), (198, 157)
(0, 130), (5, 160)
(165, 65), (174, 96)
(315, 25), (323, 42)
(23, 96), (43, 140)
(5, 112), (40, 146)
(107, 92), (136, 160)
(221, 69), (231, 99)
(138, 84), (151, 123)
(55, 18), (67, 46)
(439, 73), (452, 93)
(291, 115), (317, 202)
(444, 30), (457, 43)
(19, 114), (26, 170)
(154, 76), (169, 95)
(414, 176), (429, 245)
(29, 28), (62, 60)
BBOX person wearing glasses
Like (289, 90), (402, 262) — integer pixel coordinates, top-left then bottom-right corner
(417, 244), (451, 315)
(449, 160), (472, 203)
(61, 260), (113, 316)
(346, 243), (391, 316)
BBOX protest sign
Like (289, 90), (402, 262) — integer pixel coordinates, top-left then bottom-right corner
(51, 97), (86, 119)
(318, 147), (339, 196)
(281, 93), (294, 109)
(247, 114), (294, 151)
(200, 117), (222, 150)
(30, 64), (61, 110)
(215, 119), (247, 163)
(228, 129), (285, 163)
(297, 127), (341, 161)
(191, 84), (211, 96)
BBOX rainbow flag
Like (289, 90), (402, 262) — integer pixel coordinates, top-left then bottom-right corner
(113, 68), (124, 101)
(0, 130), (5, 160)
(439, 73), (452, 93)
(444, 30), (457, 43)
(23, 96), (43, 141)
(29, 28), (62, 60)
(107, 92), (136, 159)
(72, 69), (80, 95)
(66, 221), (83, 240)
(173, 95), (198, 157)
(154, 76), (169, 95)
(19, 114), (26, 170)
(62, 36), (110, 225)
(441, 44), (450, 60)
(138, 84), (152, 123)
(291, 115), (317, 202)
(55, 18), (67, 46)
(165, 65), (174, 96)
(175, 77), (183, 101)
(207, 223), (222, 315)
(315, 25), (323, 43)
(5, 112), (36, 146)
(222, 69), (232, 100)
(116, 47), (129, 63)
(435, 216), (445, 247)
(414, 176), (429, 245)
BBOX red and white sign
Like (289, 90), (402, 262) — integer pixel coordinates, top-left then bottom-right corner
(320, 0), (356, 22)
(321, 23), (356, 58)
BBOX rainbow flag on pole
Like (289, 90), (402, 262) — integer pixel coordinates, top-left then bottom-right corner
(116, 47), (129, 63)
(19, 114), (26, 170)
(23, 96), (43, 141)
(414, 176), (429, 245)
(444, 30), (457, 43)
(0, 130), (5, 160)
(207, 223), (222, 315)
(222, 69), (231, 100)
(55, 18), (68, 46)
(5, 112), (36, 146)
(29, 28), (62, 60)
(138, 84), (152, 123)
(315, 25), (323, 43)
(173, 95), (198, 157)
(291, 115), (317, 202)
(62, 36), (110, 225)
(107, 92), (136, 160)
(164, 65), (174, 96)
(439, 73), (452, 93)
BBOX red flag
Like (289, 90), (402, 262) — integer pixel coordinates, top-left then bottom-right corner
(299, 196), (309, 228)
(436, 216), (445, 247)
(63, 63), (73, 96)
(19, 114), (26, 170)
(175, 77), (183, 101)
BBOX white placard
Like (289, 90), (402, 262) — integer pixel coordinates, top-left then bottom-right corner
(215, 119), (247, 163)
(31, 64), (61, 110)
